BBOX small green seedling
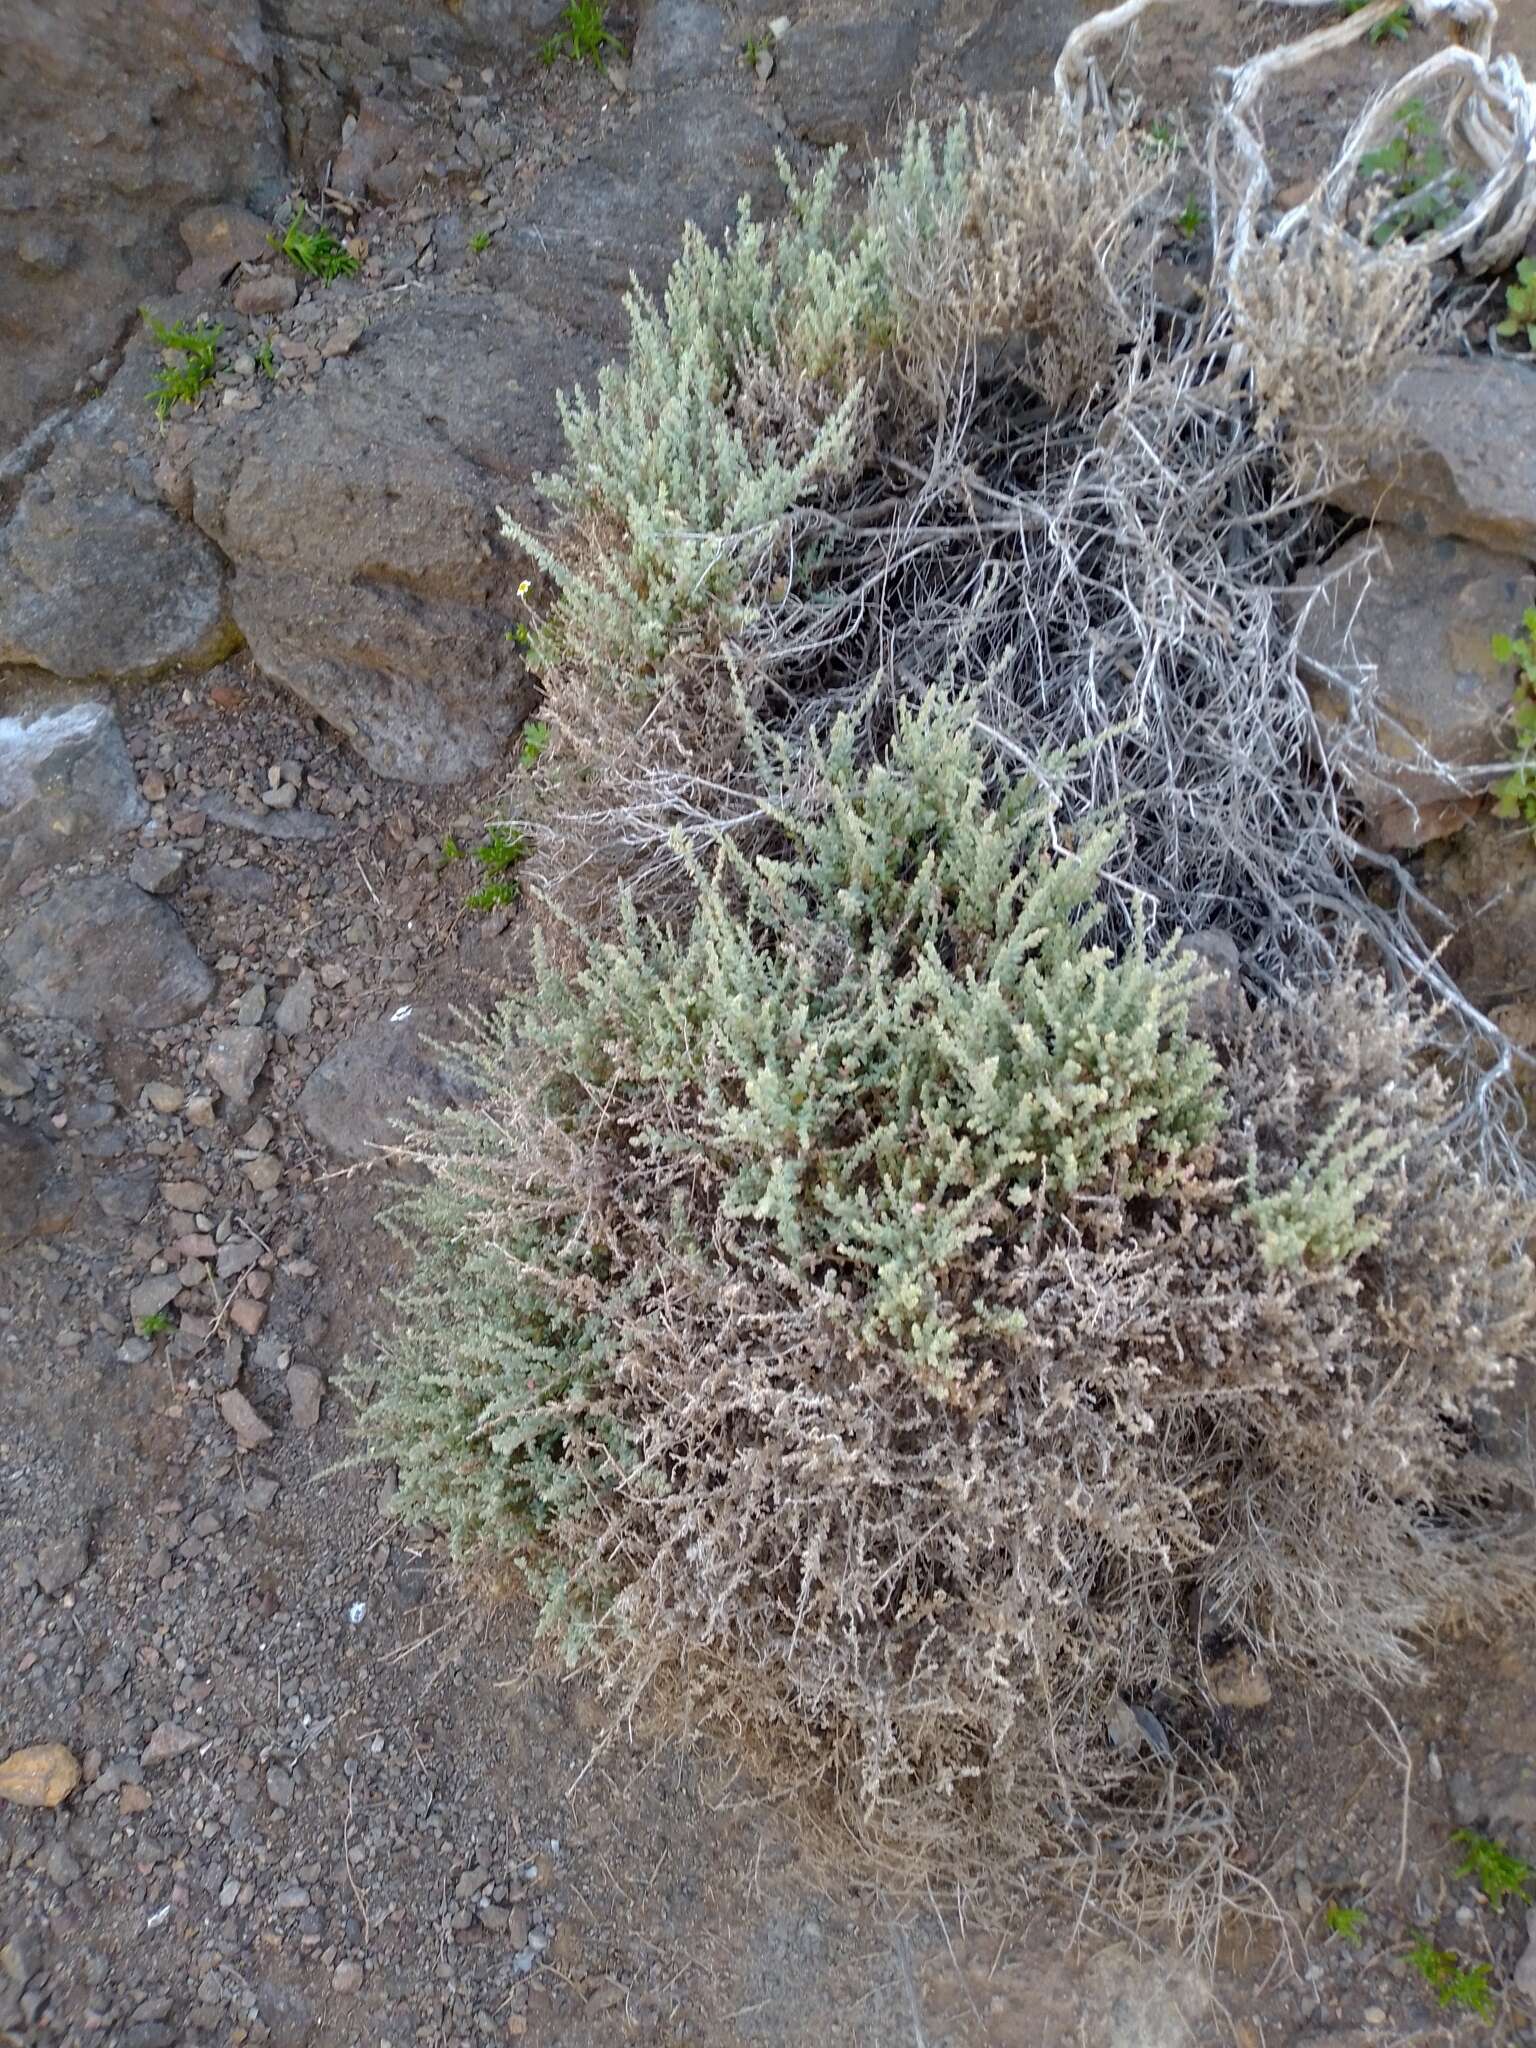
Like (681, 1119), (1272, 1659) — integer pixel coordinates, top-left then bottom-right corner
(1176, 197), (1207, 239)
(1491, 609), (1536, 837)
(137, 1310), (174, 1337)
(253, 336), (277, 380)
(466, 877), (519, 910)
(1341, 0), (1412, 41)
(440, 833), (464, 862)
(540, 0), (619, 66)
(143, 310), (223, 418)
(469, 229), (492, 254)
(1408, 1936), (1494, 2017)
(1145, 116), (1179, 154)
(1324, 1901), (1366, 1945)
(464, 824), (526, 910)
(1452, 1829), (1533, 1912)
(1497, 256), (1536, 352)
(519, 720), (550, 770)
(271, 207), (359, 284)
(1359, 97), (1467, 247)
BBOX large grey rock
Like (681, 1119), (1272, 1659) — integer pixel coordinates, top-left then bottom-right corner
(297, 1005), (468, 1160)
(1294, 529), (1536, 849)
(1, 875), (214, 1031)
(1331, 358), (1536, 557)
(630, 0), (727, 91)
(954, 0), (1083, 109)
(0, 693), (147, 900)
(190, 294), (602, 782)
(775, 6), (933, 148)
(0, 378), (235, 683)
(503, 90), (785, 342)
(0, 0), (284, 452)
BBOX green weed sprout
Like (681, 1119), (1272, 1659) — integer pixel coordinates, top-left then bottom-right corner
(540, 0), (619, 66)
(1176, 197), (1207, 239)
(1497, 257), (1536, 352)
(1452, 1829), (1533, 1912)
(440, 833), (464, 863)
(143, 311), (222, 418)
(1359, 98), (1467, 247)
(1324, 1901), (1366, 1945)
(470, 229), (492, 254)
(1408, 1936), (1494, 2017)
(271, 207), (359, 284)
(137, 1310), (174, 1337)
(1341, 0), (1411, 40)
(519, 721), (550, 771)
(1490, 608), (1536, 838)
(464, 824), (527, 909)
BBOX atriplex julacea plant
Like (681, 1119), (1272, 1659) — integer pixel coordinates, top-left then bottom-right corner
(361, 697), (1536, 1913)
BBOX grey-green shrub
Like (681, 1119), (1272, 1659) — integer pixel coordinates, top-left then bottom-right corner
(360, 699), (1534, 1903)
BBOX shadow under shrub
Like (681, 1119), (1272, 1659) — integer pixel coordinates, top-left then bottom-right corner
(360, 703), (1535, 1919)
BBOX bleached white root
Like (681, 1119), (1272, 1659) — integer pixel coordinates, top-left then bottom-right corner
(1057, 0), (1536, 275)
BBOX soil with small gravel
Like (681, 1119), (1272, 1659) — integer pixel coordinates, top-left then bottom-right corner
(5, 4), (1536, 2045)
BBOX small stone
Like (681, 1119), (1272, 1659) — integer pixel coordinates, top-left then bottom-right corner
(129, 845), (186, 896)
(215, 1237), (263, 1279)
(320, 318), (364, 359)
(1206, 1649), (1271, 1711)
(186, 1093), (216, 1128)
(129, 1272), (183, 1324)
(206, 1026), (270, 1105)
(332, 1958), (364, 1993)
(262, 782), (298, 810)
(120, 1782), (152, 1815)
(145, 1081), (185, 1114)
(237, 982), (267, 1028)
(45, 1839), (82, 1887)
(233, 272), (299, 318)
(229, 1295), (267, 1338)
(1514, 1907), (1536, 2001)
(274, 971), (315, 1038)
(245, 1153), (282, 1192)
(0, 1034), (34, 1098)
(160, 1179), (211, 1212)
(0, 1743), (81, 1809)
(218, 1387), (273, 1450)
(287, 1365), (324, 1430)
(275, 1884), (310, 1912)
(37, 1524), (90, 1595)
(141, 1722), (200, 1767)
(266, 1764), (295, 1810)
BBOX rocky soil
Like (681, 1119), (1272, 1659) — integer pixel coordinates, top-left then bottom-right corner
(5, 1), (1536, 2044)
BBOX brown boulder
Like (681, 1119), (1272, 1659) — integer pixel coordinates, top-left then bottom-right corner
(1332, 358), (1536, 558)
(1294, 529), (1534, 849)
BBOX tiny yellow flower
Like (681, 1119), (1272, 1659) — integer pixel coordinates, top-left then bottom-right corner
(517, 579), (531, 600)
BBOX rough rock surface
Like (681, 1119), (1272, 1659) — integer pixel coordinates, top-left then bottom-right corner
(1417, 818), (1536, 1012)
(1295, 530), (1536, 848)
(0, 875), (214, 1031)
(504, 91), (786, 340)
(0, 0), (285, 453)
(189, 294), (600, 781)
(1330, 358), (1536, 557)
(0, 692), (147, 900)
(297, 1005), (466, 1159)
(775, 5), (934, 146)
(0, 1122), (79, 1248)
(0, 377), (235, 683)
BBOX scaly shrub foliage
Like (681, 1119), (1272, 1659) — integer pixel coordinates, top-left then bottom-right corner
(360, 702), (1535, 1899)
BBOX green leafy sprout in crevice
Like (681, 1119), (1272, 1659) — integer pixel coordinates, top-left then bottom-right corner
(1324, 1901), (1366, 1945)
(464, 825), (527, 910)
(271, 206), (359, 284)
(1408, 1936), (1495, 2016)
(1359, 96), (1467, 246)
(1341, 0), (1412, 41)
(143, 311), (223, 418)
(540, 0), (619, 66)
(1491, 608), (1536, 837)
(1452, 1829), (1533, 1912)
(1497, 256), (1536, 352)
